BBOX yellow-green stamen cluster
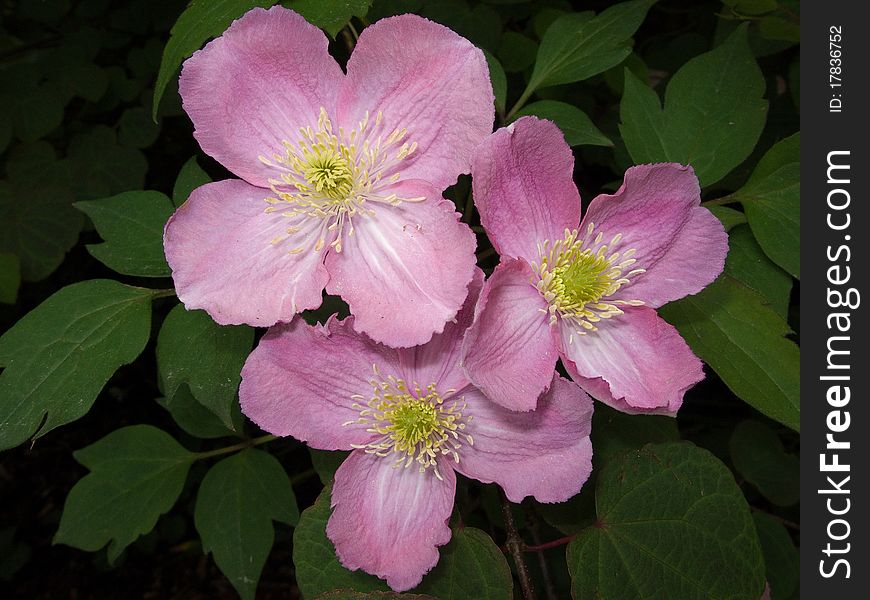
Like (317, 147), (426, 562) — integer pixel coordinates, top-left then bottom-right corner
(533, 223), (645, 339)
(345, 365), (472, 480)
(259, 108), (421, 254)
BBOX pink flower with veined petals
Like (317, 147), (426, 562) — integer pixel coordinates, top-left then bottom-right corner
(239, 270), (593, 591)
(461, 116), (728, 414)
(163, 7), (493, 347)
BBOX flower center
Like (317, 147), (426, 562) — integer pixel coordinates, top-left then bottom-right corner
(345, 365), (472, 480)
(534, 224), (645, 338)
(259, 108), (422, 253)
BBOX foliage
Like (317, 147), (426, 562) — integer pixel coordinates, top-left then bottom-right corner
(0, 0), (800, 598)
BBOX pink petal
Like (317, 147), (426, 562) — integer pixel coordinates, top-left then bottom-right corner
(164, 179), (328, 326)
(179, 7), (343, 187)
(239, 317), (401, 449)
(337, 14), (494, 190)
(324, 181), (477, 348)
(397, 269), (483, 395)
(454, 375), (593, 503)
(472, 117), (581, 262)
(460, 258), (558, 411)
(579, 163), (727, 307)
(559, 306), (704, 415)
(327, 450), (455, 591)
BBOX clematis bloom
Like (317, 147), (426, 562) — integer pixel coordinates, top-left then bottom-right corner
(461, 116), (728, 414)
(239, 271), (594, 591)
(164, 7), (493, 347)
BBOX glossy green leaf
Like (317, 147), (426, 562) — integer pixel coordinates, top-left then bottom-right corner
(288, 0), (373, 37)
(153, 0), (278, 120)
(658, 274), (799, 431)
(55, 425), (194, 561)
(730, 420), (799, 506)
(620, 25), (768, 187)
(0, 253), (21, 304)
(294, 486), (390, 597)
(0, 280), (153, 450)
(0, 181), (82, 282)
(514, 100), (611, 147)
(567, 442), (765, 600)
(75, 191), (175, 277)
(482, 50), (507, 116)
(413, 528), (512, 600)
(725, 225), (792, 319)
(295, 486), (511, 598)
(753, 513), (799, 600)
(525, 0), (654, 92)
(173, 156), (212, 207)
(195, 449), (299, 600)
(734, 133), (800, 278)
(709, 205), (747, 231)
(156, 304), (254, 429)
(157, 384), (239, 439)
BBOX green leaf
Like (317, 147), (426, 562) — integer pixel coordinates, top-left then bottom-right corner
(526, 0), (654, 92)
(0, 181), (82, 282)
(173, 156), (212, 207)
(620, 25), (768, 187)
(294, 487), (512, 599)
(590, 404), (680, 467)
(153, 0), (279, 120)
(497, 31), (538, 73)
(12, 85), (65, 142)
(75, 191), (175, 278)
(734, 133), (800, 278)
(752, 513), (799, 600)
(119, 107), (161, 148)
(730, 420), (799, 506)
(55, 425), (194, 562)
(157, 384), (240, 439)
(195, 449), (299, 600)
(709, 205), (747, 231)
(413, 528), (512, 600)
(514, 100), (612, 147)
(482, 50), (507, 116)
(567, 442), (765, 600)
(294, 486), (389, 597)
(312, 592), (438, 600)
(0, 280), (153, 450)
(725, 225), (792, 319)
(310, 448), (350, 485)
(157, 304), (254, 429)
(658, 274), (799, 431)
(0, 252), (21, 304)
(288, 0), (373, 37)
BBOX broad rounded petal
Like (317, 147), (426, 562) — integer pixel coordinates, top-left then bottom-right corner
(180, 6), (343, 186)
(327, 451), (455, 591)
(615, 205), (727, 307)
(579, 163), (726, 306)
(559, 306), (704, 415)
(460, 259), (558, 411)
(472, 116), (581, 262)
(397, 269), (484, 394)
(454, 376), (593, 503)
(164, 179), (328, 326)
(337, 14), (494, 190)
(239, 317), (401, 449)
(325, 181), (477, 348)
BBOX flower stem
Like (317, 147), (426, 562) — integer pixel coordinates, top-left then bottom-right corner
(523, 534), (577, 552)
(462, 189), (475, 223)
(149, 288), (177, 299)
(700, 194), (737, 207)
(194, 434), (277, 460)
(506, 84), (535, 121)
(500, 490), (536, 600)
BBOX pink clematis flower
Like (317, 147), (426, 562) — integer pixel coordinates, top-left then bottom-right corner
(461, 116), (728, 414)
(163, 7), (493, 347)
(239, 270), (594, 591)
